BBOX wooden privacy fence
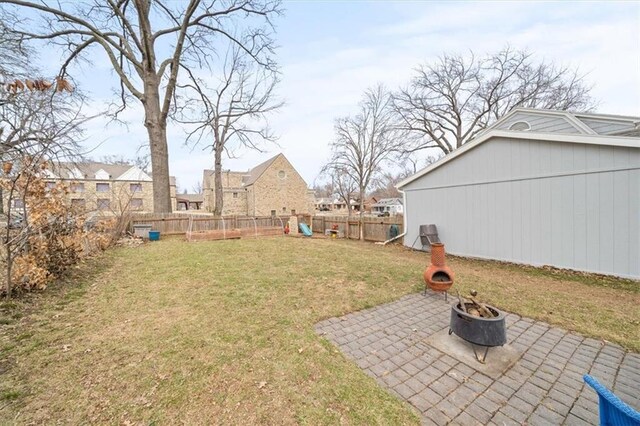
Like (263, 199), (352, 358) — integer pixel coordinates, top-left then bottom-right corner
(129, 213), (291, 236)
(128, 213), (400, 243)
(311, 215), (403, 243)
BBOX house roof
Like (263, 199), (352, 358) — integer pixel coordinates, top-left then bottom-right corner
(372, 198), (403, 207)
(397, 108), (640, 189)
(176, 193), (203, 203)
(52, 161), (130, 179)
(242, 154), (282, 186)
(488, 107), (640, 137)
(50, 161), (142, 180)
(203, 154), (288, 187)
(203, 153), (309, 190)
(48, 161), (172, 185)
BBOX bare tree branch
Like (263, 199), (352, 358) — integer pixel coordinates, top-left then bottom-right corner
(392, 47), (596, 156)
(323, 84), (405, 239)
(174, 44), (282, 215)
(1, 0), (282, 212)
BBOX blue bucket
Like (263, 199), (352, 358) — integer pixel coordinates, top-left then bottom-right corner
(148, 230), (160, 241)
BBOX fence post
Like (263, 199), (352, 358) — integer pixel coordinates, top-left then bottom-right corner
(345, 216), (349, 239)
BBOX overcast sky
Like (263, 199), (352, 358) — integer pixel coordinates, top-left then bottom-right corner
(54, 1), (640, 191)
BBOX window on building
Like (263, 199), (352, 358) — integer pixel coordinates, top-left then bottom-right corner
(130, 198), (143, 210)
(282, 206), (286, 213)
(291, 209), (296, 215)
(70, 182), (84, 193)
(278, 170), (286, 179)
(71, 198), (86, 210)
(45, 181), (56, 190)
(130, 183), (142, 192)
(97, 198), (110, 210)
(96, 183), (110, 192)
(233, 192), (238, 198)
(270, 210), (276, 217)
(13, 198), (24, 209)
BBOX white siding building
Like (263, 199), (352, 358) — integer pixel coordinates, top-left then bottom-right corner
(372, 198), (404, 215)
(398, 108), (640, 279)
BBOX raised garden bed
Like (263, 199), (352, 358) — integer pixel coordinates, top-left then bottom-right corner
(186, 226), (283, 241)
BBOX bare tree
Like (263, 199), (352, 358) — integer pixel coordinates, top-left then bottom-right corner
(192, 181), (203, 194)
(311, 180), (335, 200)
(319, 163), (357, 217)
(393, 47), (595, 155)
(177, 45), (282, 215)
(370, 171), (404, 200)
(0, 8), (28, 80)
(1, 0), (281, 212)
(370, 155), (438, 199)
(0, 9), (90, 297)
(1, 89), (84, 159)
(325, 84), (404, 239)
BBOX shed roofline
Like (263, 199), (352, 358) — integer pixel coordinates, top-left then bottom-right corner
(488, 107), (596, 135)
(396, 130), (640, 189)
(510, 107), (640, 123)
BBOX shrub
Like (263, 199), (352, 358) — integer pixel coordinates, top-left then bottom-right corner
(1, 158), (116, 297)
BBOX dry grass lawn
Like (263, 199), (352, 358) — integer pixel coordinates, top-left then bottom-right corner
(0, 236), (638, 424)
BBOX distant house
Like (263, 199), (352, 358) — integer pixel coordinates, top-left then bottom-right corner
(176, 193), (204, 211)
(334, 199), (348, 211)
(314, 197), (357, 213)
(3, 161), (177, 214)
(398, 107), (640, 279)
(202, 153), (314, 216)
(364, 196), (379, 212)
(315, 197), (334, 211)
(371, 198), (403, 215)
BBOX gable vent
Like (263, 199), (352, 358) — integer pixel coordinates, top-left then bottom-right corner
(509, 121), (531, 131)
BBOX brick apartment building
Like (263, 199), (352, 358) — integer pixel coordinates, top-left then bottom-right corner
(4, 161), (177, 214)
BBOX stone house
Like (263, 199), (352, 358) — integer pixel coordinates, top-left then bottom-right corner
(203, 153), (314, 216)
(3, 161), (177, 214)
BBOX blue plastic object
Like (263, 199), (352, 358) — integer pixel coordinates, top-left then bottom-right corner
(583, 374), (640, 425)
(148, 230), (160, 241)
(298, 223), (312, 237)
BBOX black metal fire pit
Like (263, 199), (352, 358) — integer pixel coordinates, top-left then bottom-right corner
(449, 302), (506, 363)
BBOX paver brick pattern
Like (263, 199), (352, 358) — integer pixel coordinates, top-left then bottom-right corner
(315, 293), (640, 425)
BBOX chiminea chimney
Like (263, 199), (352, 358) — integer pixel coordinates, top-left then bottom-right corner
(423, 243), (454, 294)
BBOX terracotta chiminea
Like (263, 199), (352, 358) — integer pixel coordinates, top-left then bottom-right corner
(423, 243), (454, 295)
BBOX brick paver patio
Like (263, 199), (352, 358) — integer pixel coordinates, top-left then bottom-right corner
(315, 293), (640, 425)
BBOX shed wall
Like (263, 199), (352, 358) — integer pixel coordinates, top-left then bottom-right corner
(403, 137), (640, 279)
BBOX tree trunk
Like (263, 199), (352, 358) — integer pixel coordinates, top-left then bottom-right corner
(4, 195), (12, 299)
(213, 147), (223, 216)
(5, 245), (12, 299)
(359, 188), (365, 240)
(142, 81), (172, 213)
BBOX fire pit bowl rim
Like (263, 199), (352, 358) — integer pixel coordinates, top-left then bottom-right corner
(452, 302), (505, 321)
